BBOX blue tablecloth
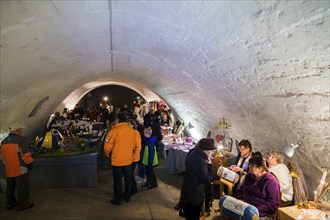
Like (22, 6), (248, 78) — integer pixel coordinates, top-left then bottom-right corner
(0, 153), (99, 190)
(166, 147), (190, 174)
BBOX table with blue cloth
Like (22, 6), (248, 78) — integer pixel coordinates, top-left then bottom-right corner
(166, 144), (192, 174)
(165, 145), (237, 175)
(0, 153), (98, 190)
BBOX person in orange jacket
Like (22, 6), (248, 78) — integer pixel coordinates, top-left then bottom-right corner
(104, 113), (141, 205)
(0, 122), (34, 211)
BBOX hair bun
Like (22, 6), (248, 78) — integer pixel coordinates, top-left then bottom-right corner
(250, 151), (265, 167)
(252, 151), (263, 157)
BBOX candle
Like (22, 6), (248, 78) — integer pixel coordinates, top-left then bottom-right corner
(314, 169), (328, 203)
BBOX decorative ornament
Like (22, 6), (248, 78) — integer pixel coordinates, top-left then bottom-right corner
(214, 117), (233, 153)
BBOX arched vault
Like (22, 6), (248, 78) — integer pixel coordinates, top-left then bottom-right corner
(1, 0), (329, 198)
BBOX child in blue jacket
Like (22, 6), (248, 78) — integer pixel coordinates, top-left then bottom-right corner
(142, 127), (158, 188)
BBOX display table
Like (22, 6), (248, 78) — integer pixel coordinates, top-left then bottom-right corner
(0, 153), (99, 191)
(275, 205), (330, 220)
(29, 153), (98, 189)
(165, 145), (237, 175)
(166, 146), (191, 174)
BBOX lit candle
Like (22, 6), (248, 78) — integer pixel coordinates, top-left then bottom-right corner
(314, 169), (327, 203)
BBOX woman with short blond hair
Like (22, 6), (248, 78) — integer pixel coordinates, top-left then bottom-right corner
(267, 149), (284, 164)
(267, 149), (293, 203)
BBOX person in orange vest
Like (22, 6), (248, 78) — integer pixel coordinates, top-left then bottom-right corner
(0, 122), (34, 211)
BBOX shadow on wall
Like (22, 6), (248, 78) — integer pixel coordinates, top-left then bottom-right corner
(28, 96), (50, 117)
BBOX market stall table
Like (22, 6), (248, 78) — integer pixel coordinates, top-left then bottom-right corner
(165, 145), (237, 175)
(25, 120), (106, 189)
(166, 144), (193, 174)
(30, 152), (98, 189)
(275, 205), (330, 220)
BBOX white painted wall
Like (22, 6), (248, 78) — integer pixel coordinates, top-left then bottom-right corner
(1, 0), (329, 199)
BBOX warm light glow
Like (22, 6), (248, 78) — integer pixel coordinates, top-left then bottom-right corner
(217, 144), (224, 152)
(103, 96), (108, 101)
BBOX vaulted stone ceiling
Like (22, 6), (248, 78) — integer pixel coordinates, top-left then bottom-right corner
(1, 1), (329, 197)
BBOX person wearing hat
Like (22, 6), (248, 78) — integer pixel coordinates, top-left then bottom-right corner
(0, 122), (34, 211)
(181, 138), (216, 220)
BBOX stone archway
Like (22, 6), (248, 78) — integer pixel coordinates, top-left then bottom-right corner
(54, 80), (163, 113)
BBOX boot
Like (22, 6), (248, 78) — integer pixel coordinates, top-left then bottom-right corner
(142, 178), (151, 187)
(147, 179), (158, 189)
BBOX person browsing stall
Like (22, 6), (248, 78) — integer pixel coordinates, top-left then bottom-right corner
(104, 113), (141, 205)
(182, 138), (216, 220)
(141, 127), (158, 188)
(0, 123), (34, 211)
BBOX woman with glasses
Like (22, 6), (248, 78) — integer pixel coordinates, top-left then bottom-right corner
(231, 140), (253, 175)
(229, 139), (253, 197)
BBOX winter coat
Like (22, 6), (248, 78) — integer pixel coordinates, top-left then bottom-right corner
(182, 148), (213, 206)
(104, 122), (141, 166)
(0, 133), (34, 177)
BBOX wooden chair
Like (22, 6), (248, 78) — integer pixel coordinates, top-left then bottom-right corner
(212, 153), (227, 185)
(212, 153), (229, 203)
(219, 178), (235, 197)
(286, 160), (308, 205)
(214, 172), (235, 214)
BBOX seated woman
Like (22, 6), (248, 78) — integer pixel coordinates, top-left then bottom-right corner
(231, 139), (253, 174)
(229, 139), (253, 197)
(266, 149), (293, 205)
(238, 153), (280, 219)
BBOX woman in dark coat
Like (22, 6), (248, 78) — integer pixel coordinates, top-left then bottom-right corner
(182, 138), (216, 220)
